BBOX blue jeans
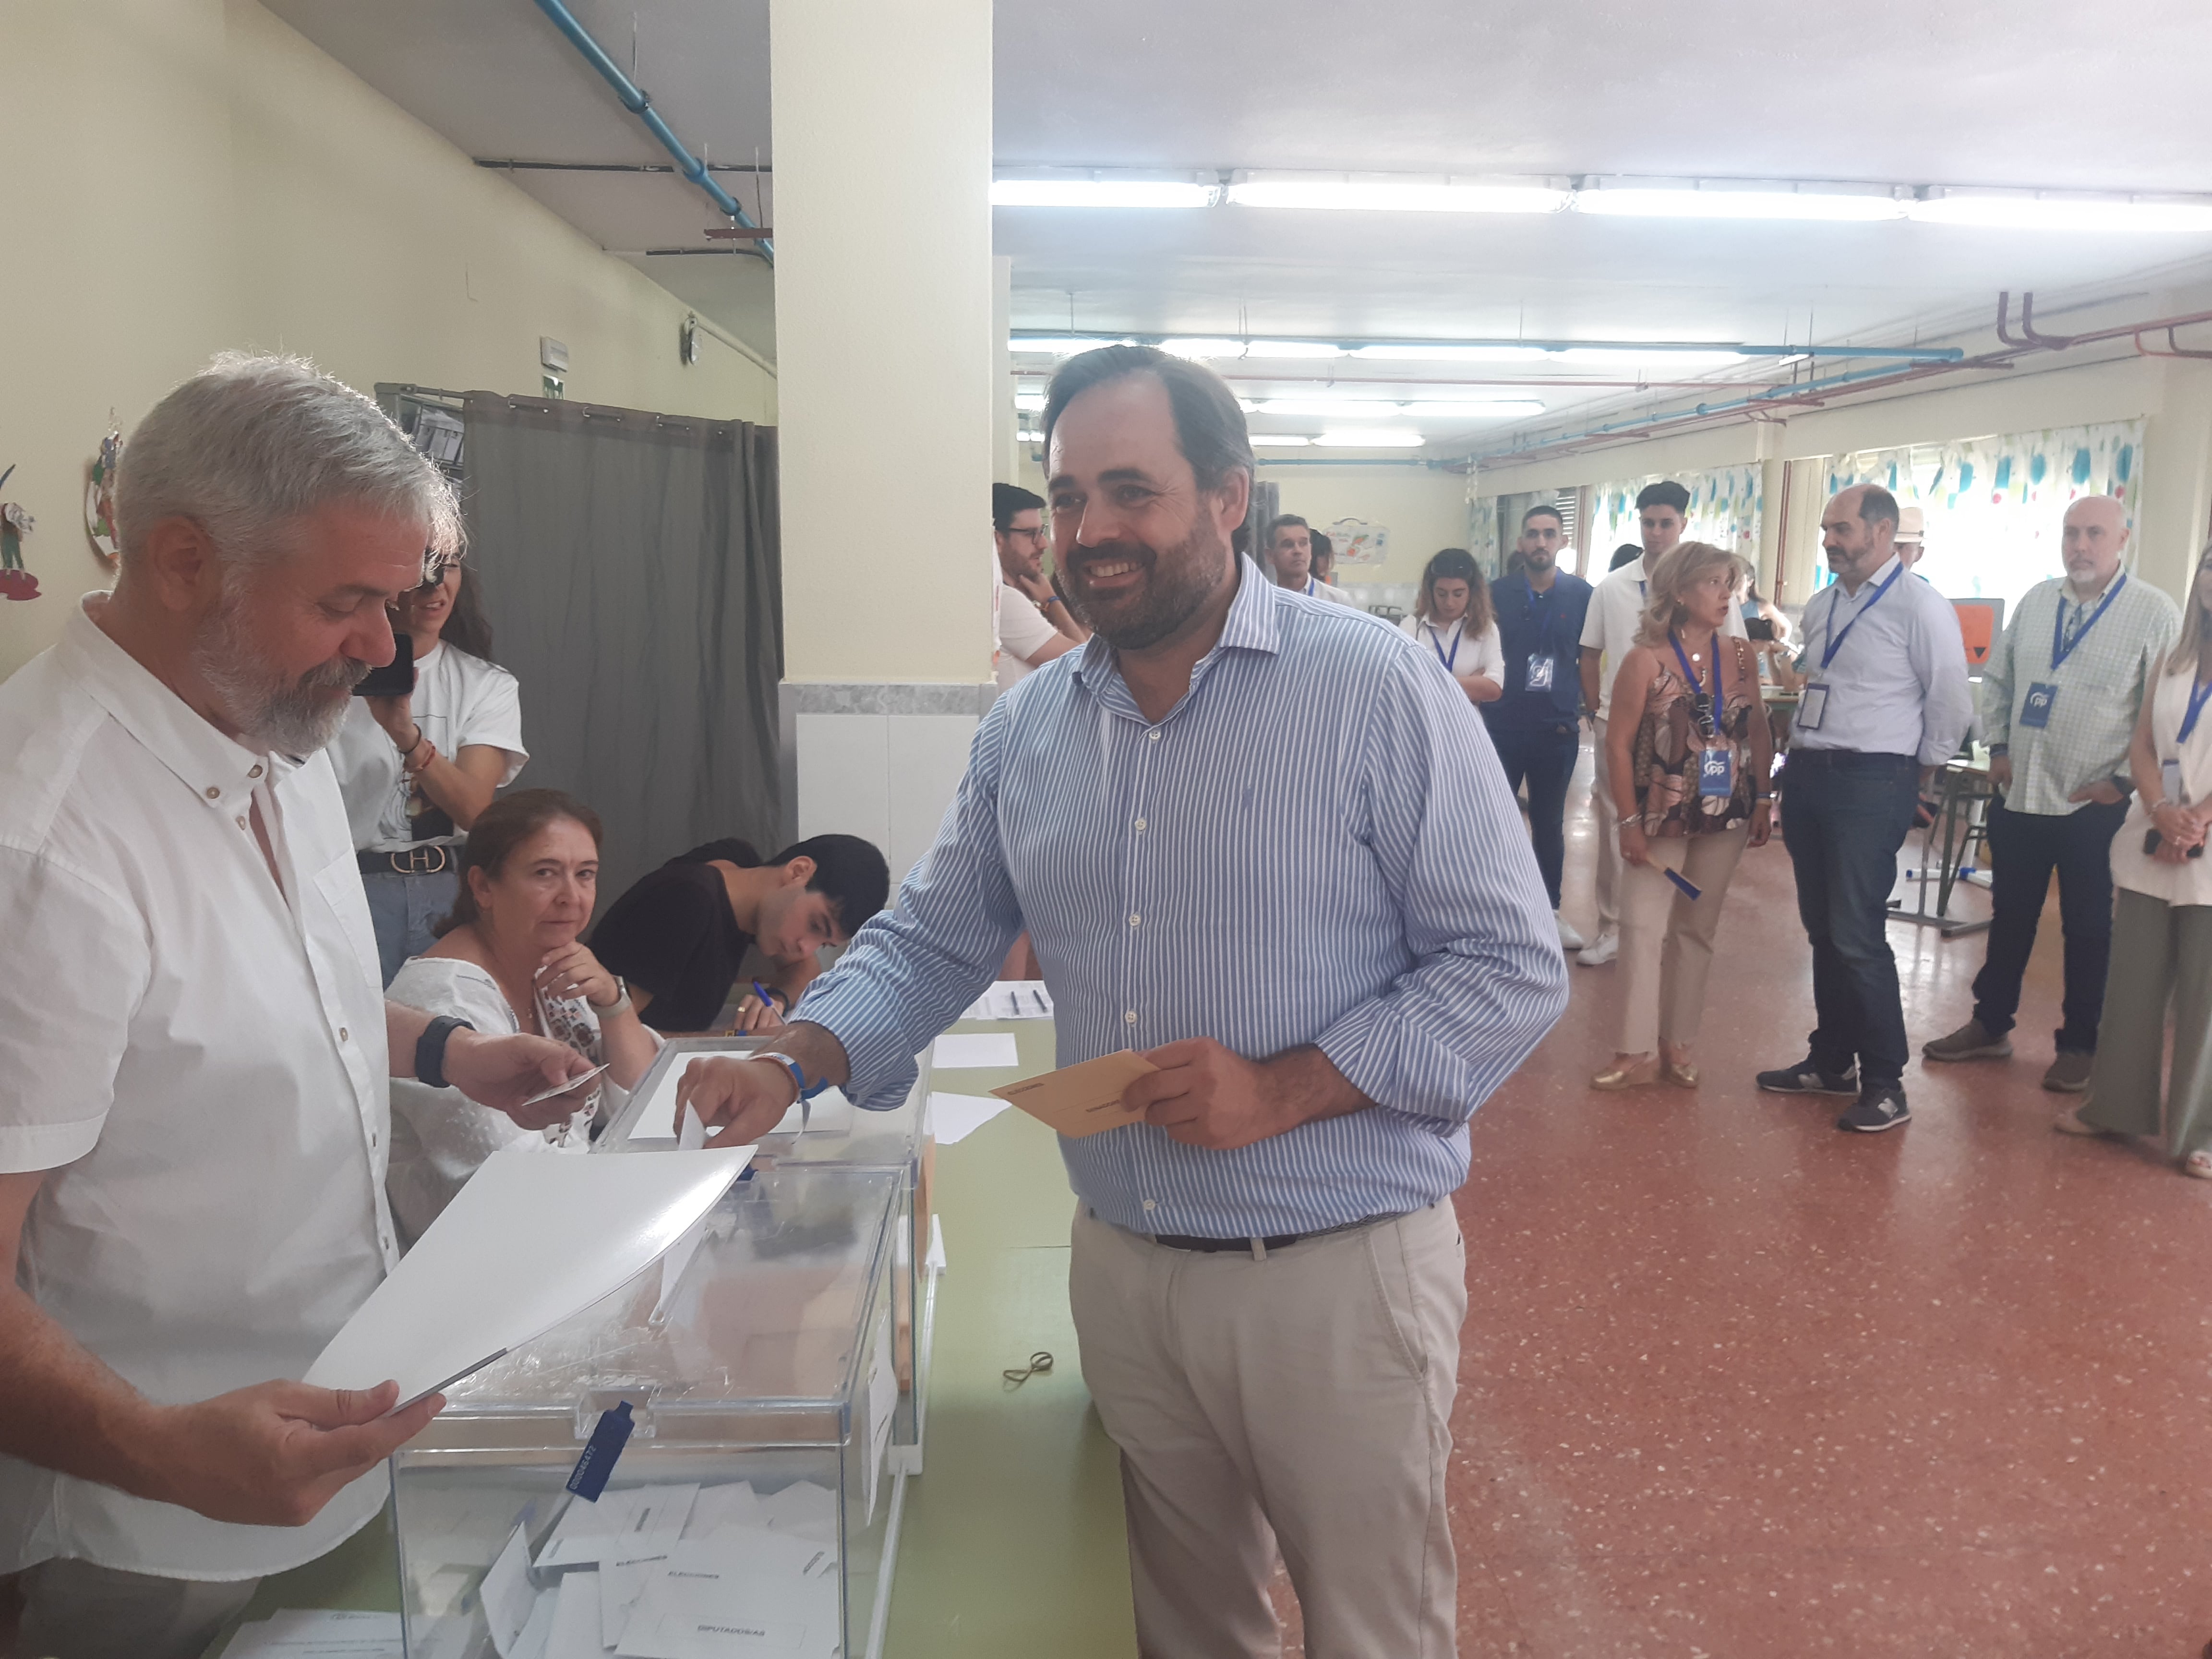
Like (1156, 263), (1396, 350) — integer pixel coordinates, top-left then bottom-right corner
(1972, 797), (2129, 1052)
(361, 868), (459, 986)
(1486, 720), (1581, 910)
(1781, 750), (1921, 1089)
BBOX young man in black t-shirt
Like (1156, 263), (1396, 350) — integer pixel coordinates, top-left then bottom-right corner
(590, 834), (889, 1033)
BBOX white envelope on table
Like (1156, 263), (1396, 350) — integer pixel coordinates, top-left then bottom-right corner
(304, 1145), (752, 1405)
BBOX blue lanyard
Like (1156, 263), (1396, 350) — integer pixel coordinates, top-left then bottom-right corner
(1523, 587), (1555, 655)
(1305, 575), (1317, 596)
(1817, 562), (1905, 671)
(1429, 619), (1462, 673)
(2051, 575), (2127, 671)
(2180, 675), (2212, 745)
(1669, 631), (1719, 727)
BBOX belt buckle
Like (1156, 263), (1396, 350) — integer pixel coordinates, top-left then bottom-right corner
(398, 844), (446, 877)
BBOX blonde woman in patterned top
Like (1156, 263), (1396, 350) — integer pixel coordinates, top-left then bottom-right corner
(1595, 543), (1774, 1090)
(384, 789), (661, 1242)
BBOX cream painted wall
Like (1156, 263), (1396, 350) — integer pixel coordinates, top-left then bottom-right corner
(1259, 464), (1473, 587)
(0, 0), (777, 681)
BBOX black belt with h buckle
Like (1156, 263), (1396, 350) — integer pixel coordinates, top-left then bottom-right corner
(1149, 1210), (1403, 1254)
(357, 844), (454, 878)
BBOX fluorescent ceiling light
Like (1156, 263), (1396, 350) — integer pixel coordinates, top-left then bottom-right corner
(1243, 339), (1349, 358)
(1009, 335), (1123, 355)
(1258, 398), (1403, 418)
(1552, 347), (1750, 367)
(1229, 180), (1567, 214)
(1316, 429), (1424, 447)
(1401, 400), (1545, 418)
(1250, 434), (1313, 447)
(1906, 193), (2212, 233)
(1159, 337), (1249, 359)
(1352, 343), (1552, 363)
(1018, 429), (1043, 443)
(992, 180), (1214, 208)
(1013, 392), (1046, 411)
(1575, 187), (1902, 222)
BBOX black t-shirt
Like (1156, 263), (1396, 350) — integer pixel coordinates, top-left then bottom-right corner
(591, 859), (757, 1033)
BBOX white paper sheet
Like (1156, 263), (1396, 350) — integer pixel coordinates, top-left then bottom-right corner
(223, 1609), (405, 1658)
(756, 1481), (840, 1545)
(482, 1524), (539, 1659)
(305, 1145), (750, 1405)
(930, 1032), (1020, 1069)
(613, 1527), (839, 1659)
(927, 1091), (1014, 1145)
(539, 1484), (698, 1572)
(630, 1058), (856, 1144)
(865, 1308), (896, 1524)
(684, 1482), (767, 1538)
(542, 1570), (608, 1659)
(958, 980), (1055, 1021)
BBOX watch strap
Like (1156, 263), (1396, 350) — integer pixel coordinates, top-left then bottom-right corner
(416, 1014), (475, 1090)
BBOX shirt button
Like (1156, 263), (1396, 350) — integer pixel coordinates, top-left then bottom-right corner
(1124, 1010), (1138, 1025)
(236, 815), (248, 830)
(1129, 914), (1141, 927)
(1147, 729), (1161, 742)
(1142, 1199), (1156, 1213)
(338, 1027), (349, 1042)
(249, 764), (264, 779)
(204, 786), (220, 799)
(1133, 818), (1146, 832)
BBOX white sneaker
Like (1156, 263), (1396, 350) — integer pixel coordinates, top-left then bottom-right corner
(1576, 931), (1620, 966)
(1555, 914), (1587, 951)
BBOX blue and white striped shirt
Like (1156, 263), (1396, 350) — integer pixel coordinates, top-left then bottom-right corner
(798, 557), (1569, 1238)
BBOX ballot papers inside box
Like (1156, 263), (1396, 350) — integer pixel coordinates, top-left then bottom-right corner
(390, 1165), (905, 1659)
(598, 1035), (936, 1461)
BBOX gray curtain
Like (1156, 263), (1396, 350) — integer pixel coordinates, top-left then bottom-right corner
(459, 393), (781, 902)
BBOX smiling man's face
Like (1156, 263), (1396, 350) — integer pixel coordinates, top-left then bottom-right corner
(1046, 373), (1243, 650)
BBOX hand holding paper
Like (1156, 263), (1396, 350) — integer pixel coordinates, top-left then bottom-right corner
(990, 1050), (1156, 1138)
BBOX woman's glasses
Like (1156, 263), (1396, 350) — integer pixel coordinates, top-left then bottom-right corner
(414, 552), (457, 592)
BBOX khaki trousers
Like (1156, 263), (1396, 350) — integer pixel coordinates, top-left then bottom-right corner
(1616, 825), (1751, 1055)
(1591, 717), (1621, 936)
(1069, 1200), (1467, 1659)
(5, 1558), (259, 1659)
(2080, 886), (2212, 1159)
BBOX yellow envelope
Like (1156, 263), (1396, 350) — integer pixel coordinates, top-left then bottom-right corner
(990, 1049), (1157, 1138)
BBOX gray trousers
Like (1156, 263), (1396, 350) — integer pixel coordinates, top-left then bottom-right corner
(7, 1558), (259, 1659)
(2080, 887), (2212, 1160)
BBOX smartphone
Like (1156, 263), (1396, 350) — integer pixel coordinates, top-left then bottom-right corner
(2144, 830), (2206, 860)
(353, 633), (416, 698)
(1744, 617), (1777, 642)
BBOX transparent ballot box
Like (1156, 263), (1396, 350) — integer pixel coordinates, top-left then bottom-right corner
(390, 1165), (904, 1659)
(599, 1038), (939, 1461)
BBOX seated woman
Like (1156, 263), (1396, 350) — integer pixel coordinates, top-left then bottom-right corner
(590, 834), (891, 1035)
(1399, 547), (1505, 704)
(1596, 541), (1774, 1090)
(2064, 537), (2212, 1172)
(385, 789), (659, 1243)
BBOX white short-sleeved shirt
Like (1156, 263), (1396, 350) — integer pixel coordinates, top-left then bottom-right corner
(1579, 553), (1747, 720)
(384, 957), (634, 1246)
(1399, 613), (1505, 685)
(1298, 575), (1356, 606)
(0, 596), (396, 1580)
(993, 579), (1064, 692)
(2111, 659), (2212, 909)
(329, 642), (526, 852)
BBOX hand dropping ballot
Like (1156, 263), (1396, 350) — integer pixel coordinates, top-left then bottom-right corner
(989, 1049), (1156, 1137)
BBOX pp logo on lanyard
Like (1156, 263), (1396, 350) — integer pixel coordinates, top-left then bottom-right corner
(1525, 654), (1556, 692)
(1698, 746), (1734, 799)
(2020, 683), (2057, 729)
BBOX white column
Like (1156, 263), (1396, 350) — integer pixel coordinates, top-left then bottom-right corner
(770, 0), (995, 882)
(992, 254), (1018, 484)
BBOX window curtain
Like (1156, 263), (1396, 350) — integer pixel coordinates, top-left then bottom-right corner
(458, 393), (783, 902)
(1824, 419), (2144, 614)
(1581, 464), (1765, 563)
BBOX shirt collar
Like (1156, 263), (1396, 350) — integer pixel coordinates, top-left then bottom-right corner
(1071, 555), (1282, 707)
(60, 593), (283, 814)
(1835, 553), (1902, 602)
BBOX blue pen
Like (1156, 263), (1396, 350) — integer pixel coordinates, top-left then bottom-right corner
(751, 978), (783, 1012)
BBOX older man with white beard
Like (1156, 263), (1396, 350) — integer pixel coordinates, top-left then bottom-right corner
(0, 355), (597, 1659)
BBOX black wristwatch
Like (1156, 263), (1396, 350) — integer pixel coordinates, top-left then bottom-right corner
(416, 1014), (475, 1090)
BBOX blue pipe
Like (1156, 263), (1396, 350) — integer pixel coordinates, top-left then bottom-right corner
(531, 0), (771, 260)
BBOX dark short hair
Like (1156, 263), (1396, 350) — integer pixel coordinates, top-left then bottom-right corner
(439, 789), (603, 936)
(993, 481), (1044, 534)
(1610, 542), (1644, 571)
(1043, 346), (1256, 550)
(765, 834), (890, 939)
(1310, 530), (1333, 560)
(1267, 514), (1309, 544)
(1854, 483), (1901, 531)
(1521, 503), (1565, 528)
(1635, 480), (1691, 515)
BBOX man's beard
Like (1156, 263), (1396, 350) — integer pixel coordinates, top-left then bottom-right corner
(1062, 519), (1230, 651)
(192, 587), (370, 755)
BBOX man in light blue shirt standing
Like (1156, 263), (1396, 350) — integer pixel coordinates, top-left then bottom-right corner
(1757, 484), (1974, 1131)
(681, 344), (1566, 1656)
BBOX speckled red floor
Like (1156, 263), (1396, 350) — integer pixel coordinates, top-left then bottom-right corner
(1272, 745), (2212, 1658)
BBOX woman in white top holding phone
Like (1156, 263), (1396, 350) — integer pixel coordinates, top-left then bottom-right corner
(1399, 547), (1505, 704)
(2066, 538), (2212, 1170)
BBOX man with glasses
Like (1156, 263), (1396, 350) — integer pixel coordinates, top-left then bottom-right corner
(994, 481), (1089, 692)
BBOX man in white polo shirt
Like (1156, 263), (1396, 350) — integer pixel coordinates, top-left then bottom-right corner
(0, 355), (596, 1659)
(1266, 514), (1354, 605)
(993, 481), (1089, 691)
(1575, 480), (1745, 965)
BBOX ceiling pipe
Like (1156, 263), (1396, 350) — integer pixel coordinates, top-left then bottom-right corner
(2135, 325), (2212, 361)
(528, 0), (773, 263)
(1013, 334), (1963, 363)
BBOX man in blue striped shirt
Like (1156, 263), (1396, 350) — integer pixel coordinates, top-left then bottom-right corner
(683, 345), (1565, 1656)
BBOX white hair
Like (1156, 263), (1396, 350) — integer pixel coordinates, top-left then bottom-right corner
(116, 352), (461, 571)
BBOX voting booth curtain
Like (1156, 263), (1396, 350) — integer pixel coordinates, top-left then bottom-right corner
(459, 393), (783, 900)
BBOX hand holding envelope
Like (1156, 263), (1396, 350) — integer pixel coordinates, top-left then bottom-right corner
(990, 1037), (1348, 1153)
(989, 1050), (1156, 1137)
